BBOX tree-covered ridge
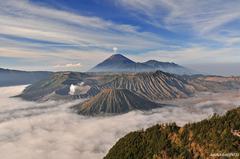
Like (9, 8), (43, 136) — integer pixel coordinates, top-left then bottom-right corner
(104, 107), (240, 159)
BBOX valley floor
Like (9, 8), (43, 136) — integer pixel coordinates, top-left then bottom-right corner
(0, 85), (239, 159)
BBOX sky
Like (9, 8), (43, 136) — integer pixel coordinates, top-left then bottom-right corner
(0, 0), (240, 74)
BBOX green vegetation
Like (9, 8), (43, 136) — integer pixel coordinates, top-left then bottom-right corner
(105, 107), (240, 159)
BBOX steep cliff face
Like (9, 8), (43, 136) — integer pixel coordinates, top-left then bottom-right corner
(72, 88), (163, 115)
(102, 71), (195, 100)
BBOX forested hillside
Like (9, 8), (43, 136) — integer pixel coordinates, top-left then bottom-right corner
(105, 107), (240, 159)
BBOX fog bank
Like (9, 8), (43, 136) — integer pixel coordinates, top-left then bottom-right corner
(0, 86), (239, 159)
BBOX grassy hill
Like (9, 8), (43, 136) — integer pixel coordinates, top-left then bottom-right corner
(104, 107), (240, 159)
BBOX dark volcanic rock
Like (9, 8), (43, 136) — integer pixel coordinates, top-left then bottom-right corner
(102, 71), (195, 101)
(18, 69), (240, 103)
(73, 88), (163, 116)
(19, 72), (100, 101)
(19, 70), (197, 102)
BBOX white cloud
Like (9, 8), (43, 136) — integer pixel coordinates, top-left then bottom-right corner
(0, 85), (239, 159)
(1, 0), (240, 72)
(116, 0), (240, 34)
(0, 0), (167, 50)
(0, 0), (178, 71)
(115, 0), (240, 55)
(129, 46), (240, 65)
(53, 63), (82, 68)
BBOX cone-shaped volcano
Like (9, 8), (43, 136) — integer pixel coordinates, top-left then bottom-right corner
(73, 88), (162, 115)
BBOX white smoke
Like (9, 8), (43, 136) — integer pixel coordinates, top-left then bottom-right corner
(0, 86), (239, 159)
(69, 84), (78, 95)
(113, 47), (118, 54)
(69, 82), (91, 95)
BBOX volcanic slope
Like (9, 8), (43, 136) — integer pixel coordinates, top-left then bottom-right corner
(73, 88), (163, 116)
(19, 70), (240, 102)
(102, 71), (195, 101)
(89, 54), (194, 74)
(89, 54), (152, 72)
(19, 72), (100, 101)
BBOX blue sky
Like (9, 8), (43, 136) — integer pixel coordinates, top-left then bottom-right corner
(0, 0), (240, 74)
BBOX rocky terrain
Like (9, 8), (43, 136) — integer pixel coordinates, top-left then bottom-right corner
(102, 71), (195, 101)
(73, 88), (163, 116)
(18, 72), (101, 101)
(18, 69), (240, 115)
(17, 54), (240, 115)
(19, 70), (196, 102)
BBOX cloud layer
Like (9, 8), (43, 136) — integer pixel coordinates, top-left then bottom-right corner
(116, 0), (240, 34)
(0, 0), (240, 72)
(53, 63), (82, 68)
(0, 86), (239, 159)
(0, 0), (167, 71)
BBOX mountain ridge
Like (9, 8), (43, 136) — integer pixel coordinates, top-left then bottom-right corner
(18, 72), (100, 101)
(102, 71), (195, 101)
(0, 68), (52, 87)
(89, 54), (194, 75)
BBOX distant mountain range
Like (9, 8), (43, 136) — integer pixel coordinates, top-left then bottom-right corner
(0, 68), (52, 87)
(5, 53), (240, 116)
(0, 54), (193, 87)
(19, 70), (240, 115)
(104, 107), (240, 159)
(20, 70), (195, 102)
(20, 71), (188, 102)
(89, 54), (194, 75)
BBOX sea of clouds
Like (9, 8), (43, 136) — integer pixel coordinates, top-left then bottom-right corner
(0, 85), (239, 159)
